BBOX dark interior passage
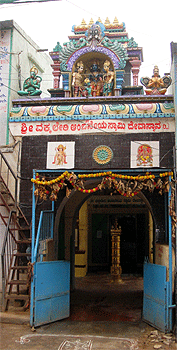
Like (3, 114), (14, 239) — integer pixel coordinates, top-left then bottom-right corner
(69, 274), (143, 322)
(89, 213), (148, 274)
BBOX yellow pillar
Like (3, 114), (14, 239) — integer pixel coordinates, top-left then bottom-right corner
(75, 201), (88, 277)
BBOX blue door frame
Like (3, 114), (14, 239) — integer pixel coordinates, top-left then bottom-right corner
(143, 176), (175, 332)
(30, 170), (175, 330)
(30, 169), (70, 327)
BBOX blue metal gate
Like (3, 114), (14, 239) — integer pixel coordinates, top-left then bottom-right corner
(32, 261), (70, 327)
(30, 199), (70, 327)
(143, 262), (171, 332)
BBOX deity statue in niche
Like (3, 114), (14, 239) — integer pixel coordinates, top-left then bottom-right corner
(103, 60), (114, 96)
(89, 60), (103, 96)
(140, 65), (172, 95)
(72, 61), (85, 97)
(18, 66), (42, 96)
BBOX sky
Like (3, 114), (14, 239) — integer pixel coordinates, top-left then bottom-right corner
(0, 0), (177, 80)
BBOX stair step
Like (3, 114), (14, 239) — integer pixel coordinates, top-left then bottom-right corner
(1, 190), (10, 194)
(19, 226), (30, 231)
(13, 253), (31, 257)
(11, 266), (28, 270)
(16, 239), (31, 244)
(8, 280), (28, 285)
(5, 294), (29, 300)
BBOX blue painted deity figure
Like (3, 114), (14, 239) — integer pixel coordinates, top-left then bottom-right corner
(18, 66), (42, 96)
(89, 61), (103, 96)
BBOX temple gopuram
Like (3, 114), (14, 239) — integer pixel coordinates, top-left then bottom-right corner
(7, 18), (176, 331)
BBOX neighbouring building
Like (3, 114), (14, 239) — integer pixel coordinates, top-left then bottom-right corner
(0, 20), (53, 291)
(1, 17), (176, 333)
(0, 20), (53, 146)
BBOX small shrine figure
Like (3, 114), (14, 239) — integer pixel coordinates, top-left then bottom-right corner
(140, 65), (172, 95)
(103, 60), (114, 96)
(72, 61), (84, 97)
(89, 60), (103, 96)
(18, 66), (42, 96)
(82, 78), (92, 97)
(52, 144), (67, 166)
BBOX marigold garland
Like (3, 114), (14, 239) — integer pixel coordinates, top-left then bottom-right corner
(31, 171), (173, 200)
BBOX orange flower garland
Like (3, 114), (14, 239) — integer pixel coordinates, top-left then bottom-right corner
(31, 171), (173, 200)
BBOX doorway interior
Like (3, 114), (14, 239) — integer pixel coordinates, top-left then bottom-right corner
(70, 193), (152, 322)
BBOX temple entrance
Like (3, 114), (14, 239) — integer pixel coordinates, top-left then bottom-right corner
(30, 171), (173, 332)
(68, 194), (150, 323)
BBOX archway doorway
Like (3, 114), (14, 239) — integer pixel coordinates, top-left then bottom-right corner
(57, 191), (154, 323)
(30, 170), (173, 331)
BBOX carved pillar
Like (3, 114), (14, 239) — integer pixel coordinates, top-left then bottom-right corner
(51, 61), (61, 89)
(130, 59), (141, 86)
(114, 70), (124, 96)
(111, 218), (122, 282)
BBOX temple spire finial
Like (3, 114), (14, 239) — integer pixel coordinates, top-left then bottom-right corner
(104, 17), (110, 26)
(97, 17), (102, 23)
(89, 18), (94, 26)
(80, 18), (86, 27)
(113, 17), (119, 25)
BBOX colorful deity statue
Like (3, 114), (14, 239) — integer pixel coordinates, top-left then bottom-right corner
(82, 78), (92, 97)
(18, 66), (42, 96)
(140, 65), (172, 95)
(89, 60), (103, 96)
(72, 61), (84, 97)
(103, 60), (114, 96)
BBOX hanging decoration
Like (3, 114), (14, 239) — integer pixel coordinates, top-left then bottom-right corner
(31, 171), (173, 201)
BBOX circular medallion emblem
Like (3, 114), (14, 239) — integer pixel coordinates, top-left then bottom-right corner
(92, 145), (113, 164)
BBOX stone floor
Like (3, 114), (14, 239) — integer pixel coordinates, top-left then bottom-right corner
(69, 273), (143, 322)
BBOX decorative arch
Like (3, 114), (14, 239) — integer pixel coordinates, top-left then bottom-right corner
(67, 46), (120, 72)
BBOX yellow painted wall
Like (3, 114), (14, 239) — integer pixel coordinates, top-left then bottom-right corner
(75, 200), (88, 277)
(155, 243), (175, 291)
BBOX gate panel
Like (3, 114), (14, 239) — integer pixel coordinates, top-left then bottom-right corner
(34, 260), (70, 327)
(143, 262), (169, 332)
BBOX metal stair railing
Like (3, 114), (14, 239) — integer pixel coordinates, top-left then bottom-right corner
(0, 150), (31, 311)
(0, 150), (18, 208)
(1, 210), (17, 310)
(34, 210), (54, 263)
(0, 150), (29, 228)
